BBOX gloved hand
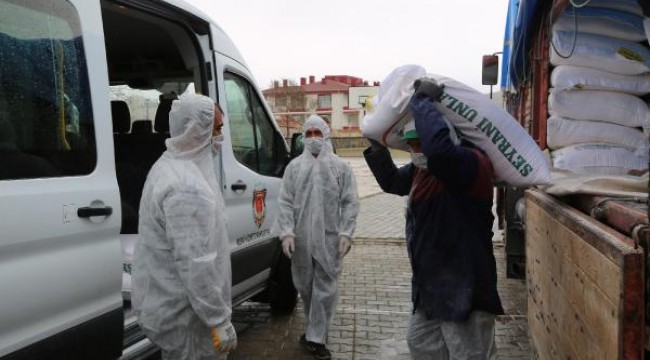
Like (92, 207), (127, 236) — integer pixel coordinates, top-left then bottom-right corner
(338, 235), (352, 258)
(282, 236), (295, 259)
(211, 321), (237, 353)
(367, 138), (385, 151)
(413, 78), (444, 102)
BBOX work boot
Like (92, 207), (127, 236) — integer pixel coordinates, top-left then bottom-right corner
(308, 342), (331, 360)
(300, 336), (331, 359)
(300, 334), (332, 360)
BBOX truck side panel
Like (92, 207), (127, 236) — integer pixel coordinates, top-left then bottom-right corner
(525, 189), (643, 360)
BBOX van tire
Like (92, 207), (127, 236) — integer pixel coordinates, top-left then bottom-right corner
(268, 252), (297, 315)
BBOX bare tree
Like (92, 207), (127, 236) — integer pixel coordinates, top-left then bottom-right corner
(268, 79), (307, 137)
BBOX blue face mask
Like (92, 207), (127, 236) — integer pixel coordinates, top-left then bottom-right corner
(411, 152), (427, 169)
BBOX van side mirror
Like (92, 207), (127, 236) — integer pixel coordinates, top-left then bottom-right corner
(290, 133), (304, 159)
(482, 55), (499, 86)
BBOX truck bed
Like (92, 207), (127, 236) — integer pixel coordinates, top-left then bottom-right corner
(525, 189), (645, 359)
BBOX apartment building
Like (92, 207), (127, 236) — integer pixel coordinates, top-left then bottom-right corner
(263, 75), (378, 137)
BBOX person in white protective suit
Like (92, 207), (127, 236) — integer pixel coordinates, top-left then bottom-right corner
(273, 115), (359, 360)
(132, 94), (236, 360)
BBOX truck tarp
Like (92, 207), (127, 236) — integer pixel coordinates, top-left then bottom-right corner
(501, 0), (542, 91)
(503, 0), (650, 92)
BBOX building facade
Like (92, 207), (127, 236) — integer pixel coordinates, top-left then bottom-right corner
(262, 75), (378, 137)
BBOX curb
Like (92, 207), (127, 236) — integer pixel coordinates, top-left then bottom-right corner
(359, 191), (386, 200)
(353, 238), (406, 245)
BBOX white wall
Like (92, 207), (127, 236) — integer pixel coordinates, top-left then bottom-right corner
(330, 93), (348, 130)
(348, 86), (378, 126)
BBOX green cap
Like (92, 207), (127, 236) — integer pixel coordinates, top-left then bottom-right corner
(402, 120), (418, 140)
(403, 129), (418, 140)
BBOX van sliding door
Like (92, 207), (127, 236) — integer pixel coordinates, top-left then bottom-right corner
(0, 0), (122, 358)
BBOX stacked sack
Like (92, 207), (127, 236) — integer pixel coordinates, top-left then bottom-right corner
(548, 0), (649, 175)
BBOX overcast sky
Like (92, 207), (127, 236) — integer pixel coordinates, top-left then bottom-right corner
(183, 0), (510, 93)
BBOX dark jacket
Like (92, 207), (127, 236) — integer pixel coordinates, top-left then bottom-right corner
(363, 95), (504, 322)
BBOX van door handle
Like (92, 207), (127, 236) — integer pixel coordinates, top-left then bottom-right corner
(77, 206), (113, 218)
(231, 181), (247, 192)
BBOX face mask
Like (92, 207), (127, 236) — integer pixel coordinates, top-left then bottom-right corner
(212, 134), (224, 152)
(304, 137), (324, 155)
(411, 152), (427, 169)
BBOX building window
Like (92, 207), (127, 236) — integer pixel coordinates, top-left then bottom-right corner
(317, 94), (331, 109)
(274, 95), (286, 109)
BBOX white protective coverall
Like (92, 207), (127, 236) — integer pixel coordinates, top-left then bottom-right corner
(273, 115), (360, 344)
(132, 94), (231, 360)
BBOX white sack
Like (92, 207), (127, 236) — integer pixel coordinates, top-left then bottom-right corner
(547, 116), (647, 150)
(553, 7), (646, 42)
(550, 30), (650, 75)
(551, 143), (648, 175)
(551, 65), (650, 95)
(362, 65), (461, 149)
(582, 0), (643, 15)
(548, 88), (650, 127)
(541, 169), (648, 199)
(362, 65), (551, 186)
(362, 65), (426, 148)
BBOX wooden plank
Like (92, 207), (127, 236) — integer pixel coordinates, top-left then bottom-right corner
(528, 199), (619, 357)
(525, 192), (642, 360)
(567, 228), (622, 304)
(528, 205), (600, 359)
(527, 190), (639, 265)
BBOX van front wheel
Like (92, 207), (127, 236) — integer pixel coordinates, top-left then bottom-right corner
(268, 253), (297, 315)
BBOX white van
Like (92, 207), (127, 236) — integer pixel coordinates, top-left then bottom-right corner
(0, 0), (297, 358)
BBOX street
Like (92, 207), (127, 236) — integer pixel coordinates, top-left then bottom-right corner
(228, 157), (531, 359)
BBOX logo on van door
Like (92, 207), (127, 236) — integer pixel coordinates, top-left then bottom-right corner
(252, 187), (267, 228)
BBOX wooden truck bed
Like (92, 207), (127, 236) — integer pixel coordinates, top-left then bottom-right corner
(525, 189), (644, 359)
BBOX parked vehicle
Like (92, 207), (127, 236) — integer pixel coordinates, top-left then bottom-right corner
(485, 0), (648, 358)
(0, 0), (296, 358)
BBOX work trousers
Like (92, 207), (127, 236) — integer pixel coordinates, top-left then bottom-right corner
(407, 308), (497, 360)
(292, 257), (339, 344)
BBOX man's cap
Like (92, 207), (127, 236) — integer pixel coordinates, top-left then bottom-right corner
(402, 120), (418, 140)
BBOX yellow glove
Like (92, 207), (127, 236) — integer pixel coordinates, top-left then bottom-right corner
(211, 321), (237, 353)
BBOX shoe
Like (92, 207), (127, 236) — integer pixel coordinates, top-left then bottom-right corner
(302, 338), (331, 360)
(309, 342), (331, 360)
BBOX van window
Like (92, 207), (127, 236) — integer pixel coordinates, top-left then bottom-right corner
(225, 73), (288, 177)
(0, 0), (96, 180)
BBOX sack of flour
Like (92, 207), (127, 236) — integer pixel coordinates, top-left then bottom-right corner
(552, 7), (646, 42)
(550, 65), (650, 95)
(362, 65), (426, 149)
(550, 30), (650, 75)
(583, 0), (643, 15)
(362, 65), (551, 186)
(547, 116), (648, 150)
(548, 89), (650, 127)
(551, 143), (648, 175)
